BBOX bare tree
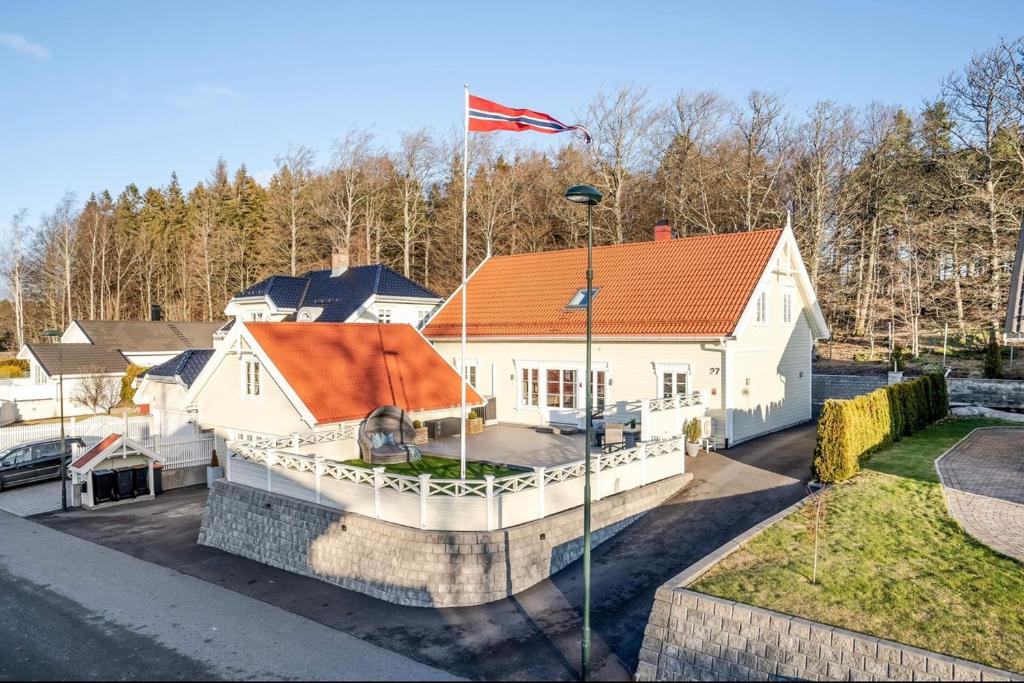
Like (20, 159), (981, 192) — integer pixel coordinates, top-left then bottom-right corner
(390, 129), (439, 277)
(71, 369), (122, 415)
(314, 128), (375, 257)
(585, 84), (658, 243)
(3, 210), (29, 348)
(269, 145), (316, 275)
(732, 91), (789, 231)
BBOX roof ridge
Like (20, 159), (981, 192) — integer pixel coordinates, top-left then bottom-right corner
(484, 227), (784, 261)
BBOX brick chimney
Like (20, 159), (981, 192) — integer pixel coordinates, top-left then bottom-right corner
(654, 219), (673, 241)
(331, 247), (350, 277)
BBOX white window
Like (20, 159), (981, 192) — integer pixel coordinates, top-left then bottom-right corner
(782, 290), (793, 325)
(417, 310), (430, 326)
(464, 364), (477, 388)
(242, 360), (261, 398)
(33, 363), (46, 384)
(591, 370), (607, 412)
(379, 309), (392, 324)
(520, 368), (539, 407)
(662, 371), (688, 399)
(755, 291), (768, 325)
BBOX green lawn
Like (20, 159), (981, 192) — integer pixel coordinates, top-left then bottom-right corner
(341, 453), (526, 479)
(691, 417), (1024, 674)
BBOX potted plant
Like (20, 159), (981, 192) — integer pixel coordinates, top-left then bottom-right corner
(413, 419), (429, 445)
(684, 418), (702, 458)
(467, 409), (484, 435)
(206, 448), (224, 489)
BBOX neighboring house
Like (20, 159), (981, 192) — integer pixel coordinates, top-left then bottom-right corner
(224, 250), (442, 327)
(175, 322), (482, 458)
(422, 222), (830, 447)
(2, 320), (223, 422)
(132, 349), (215, 437)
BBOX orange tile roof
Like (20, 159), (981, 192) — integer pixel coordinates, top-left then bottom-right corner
(247, 323), (484, 425)
(423, 228), (784, 339)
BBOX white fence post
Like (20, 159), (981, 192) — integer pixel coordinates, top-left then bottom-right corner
(641, 399), (651, 442)
(291, 432), (300, 453)
(534, 466), (546, 520)
(70, 416), (77, 437)
(639, 441), (648, 484)
(594, 452), (603, 501)
(314, 457), (322, 504)
(485, 475), (495, 530)
(373, 467), (385, 519)
(266, 452), (274, 492)
(418, 474), (430, 529)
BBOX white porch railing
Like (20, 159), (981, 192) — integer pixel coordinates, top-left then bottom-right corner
(225, 433), (686, 532)
(641, 392), (705, 442)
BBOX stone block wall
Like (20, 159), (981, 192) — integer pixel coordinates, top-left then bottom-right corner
(199, 474), (688, 608)
(637, 587), (1020, 682)
(949, 377), (1024, 410)
(812, 374), (887, 413)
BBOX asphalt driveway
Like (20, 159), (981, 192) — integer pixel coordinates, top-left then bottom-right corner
(33, 423), (815, 681)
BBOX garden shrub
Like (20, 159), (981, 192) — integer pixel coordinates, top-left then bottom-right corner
(983, 339), (1003, 378)
(0, 358), (28, 378)
(120, 364), (147, 403)
(813, 373), (949, 483)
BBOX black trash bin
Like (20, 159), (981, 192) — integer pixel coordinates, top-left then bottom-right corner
(153, 464), (163, 496)
(116, 469), (135, 499)
(92, 469), (118, 503)
(131, 465), (149, 496)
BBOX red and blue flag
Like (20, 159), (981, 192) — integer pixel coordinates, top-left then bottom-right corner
(468, 95), (591, 143)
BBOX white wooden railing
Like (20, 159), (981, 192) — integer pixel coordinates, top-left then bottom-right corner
(225, 434), (686, 532)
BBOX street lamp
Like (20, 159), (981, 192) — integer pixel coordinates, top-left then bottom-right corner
(41, 329), (67, 511)
(564, 183), (602, 682)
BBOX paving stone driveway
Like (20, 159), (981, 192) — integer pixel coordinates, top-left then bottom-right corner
(936, 427), (1024, 562)
(0, 480), (66, 517)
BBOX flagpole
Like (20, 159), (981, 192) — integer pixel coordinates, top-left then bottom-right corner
(460, 83), (469, 481)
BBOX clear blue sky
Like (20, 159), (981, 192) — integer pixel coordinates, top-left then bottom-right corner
(2, 0), (1022, 228)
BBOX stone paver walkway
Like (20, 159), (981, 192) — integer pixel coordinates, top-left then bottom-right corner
(936, 427), (1024, 562)
(0, 480), (66, 517)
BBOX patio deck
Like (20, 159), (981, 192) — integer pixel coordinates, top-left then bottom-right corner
(423, 424), (589, 469)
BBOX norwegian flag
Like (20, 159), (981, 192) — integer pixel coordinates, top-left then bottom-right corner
(468, 95), (591, 143)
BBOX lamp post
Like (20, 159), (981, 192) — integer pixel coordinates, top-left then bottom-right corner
(564, 183), (602, 682)
(41, 329), (66, 511)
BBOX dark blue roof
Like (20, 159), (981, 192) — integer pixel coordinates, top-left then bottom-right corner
(145, 349), (214, 388)
(232, 264), (439, 322)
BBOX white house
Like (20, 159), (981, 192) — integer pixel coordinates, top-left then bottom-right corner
(223, 250), (442, 327)
(3, 320), (222, 421)
(422, 222), (830, 447)
(158, 321), (482, 459)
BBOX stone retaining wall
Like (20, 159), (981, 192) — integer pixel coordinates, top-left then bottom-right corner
(199, 474), (689, 608)
(812, 374), (887, 411)
(637, 588), (1020, 682)
(948, 377), (1024, 410)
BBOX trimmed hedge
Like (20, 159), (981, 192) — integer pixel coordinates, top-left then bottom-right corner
(813, 373), (949, 483)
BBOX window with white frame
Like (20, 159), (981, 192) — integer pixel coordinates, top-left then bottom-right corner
(591, 369), (606, 411)
(546, 368), (578, 408)
(520, 368), (539, 407)
(464, 363), (477, 388)
(755, 290), (768, 325)
(782, 290), (793, 325)
(33, 362), (46, 384)
(662, 371), (688, 399)
(417, 309), (430, 326)
(242, 359), (261, 397)
(378, 308), (392, 324)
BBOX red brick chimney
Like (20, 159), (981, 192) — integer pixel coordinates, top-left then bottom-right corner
(654, 219), (673, 241)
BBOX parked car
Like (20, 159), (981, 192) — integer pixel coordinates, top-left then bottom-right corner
(0, 437), (88, 491)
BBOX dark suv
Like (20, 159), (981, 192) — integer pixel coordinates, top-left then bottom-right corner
(0, 437), (87, 491)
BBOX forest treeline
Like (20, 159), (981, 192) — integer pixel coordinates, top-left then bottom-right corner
(3, 37), (1024, 352)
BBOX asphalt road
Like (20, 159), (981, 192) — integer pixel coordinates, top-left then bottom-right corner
(0, 511), (459, 681)
(33, 423), (815, 681)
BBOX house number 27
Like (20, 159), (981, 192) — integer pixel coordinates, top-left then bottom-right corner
(708, 367), (720, 375)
